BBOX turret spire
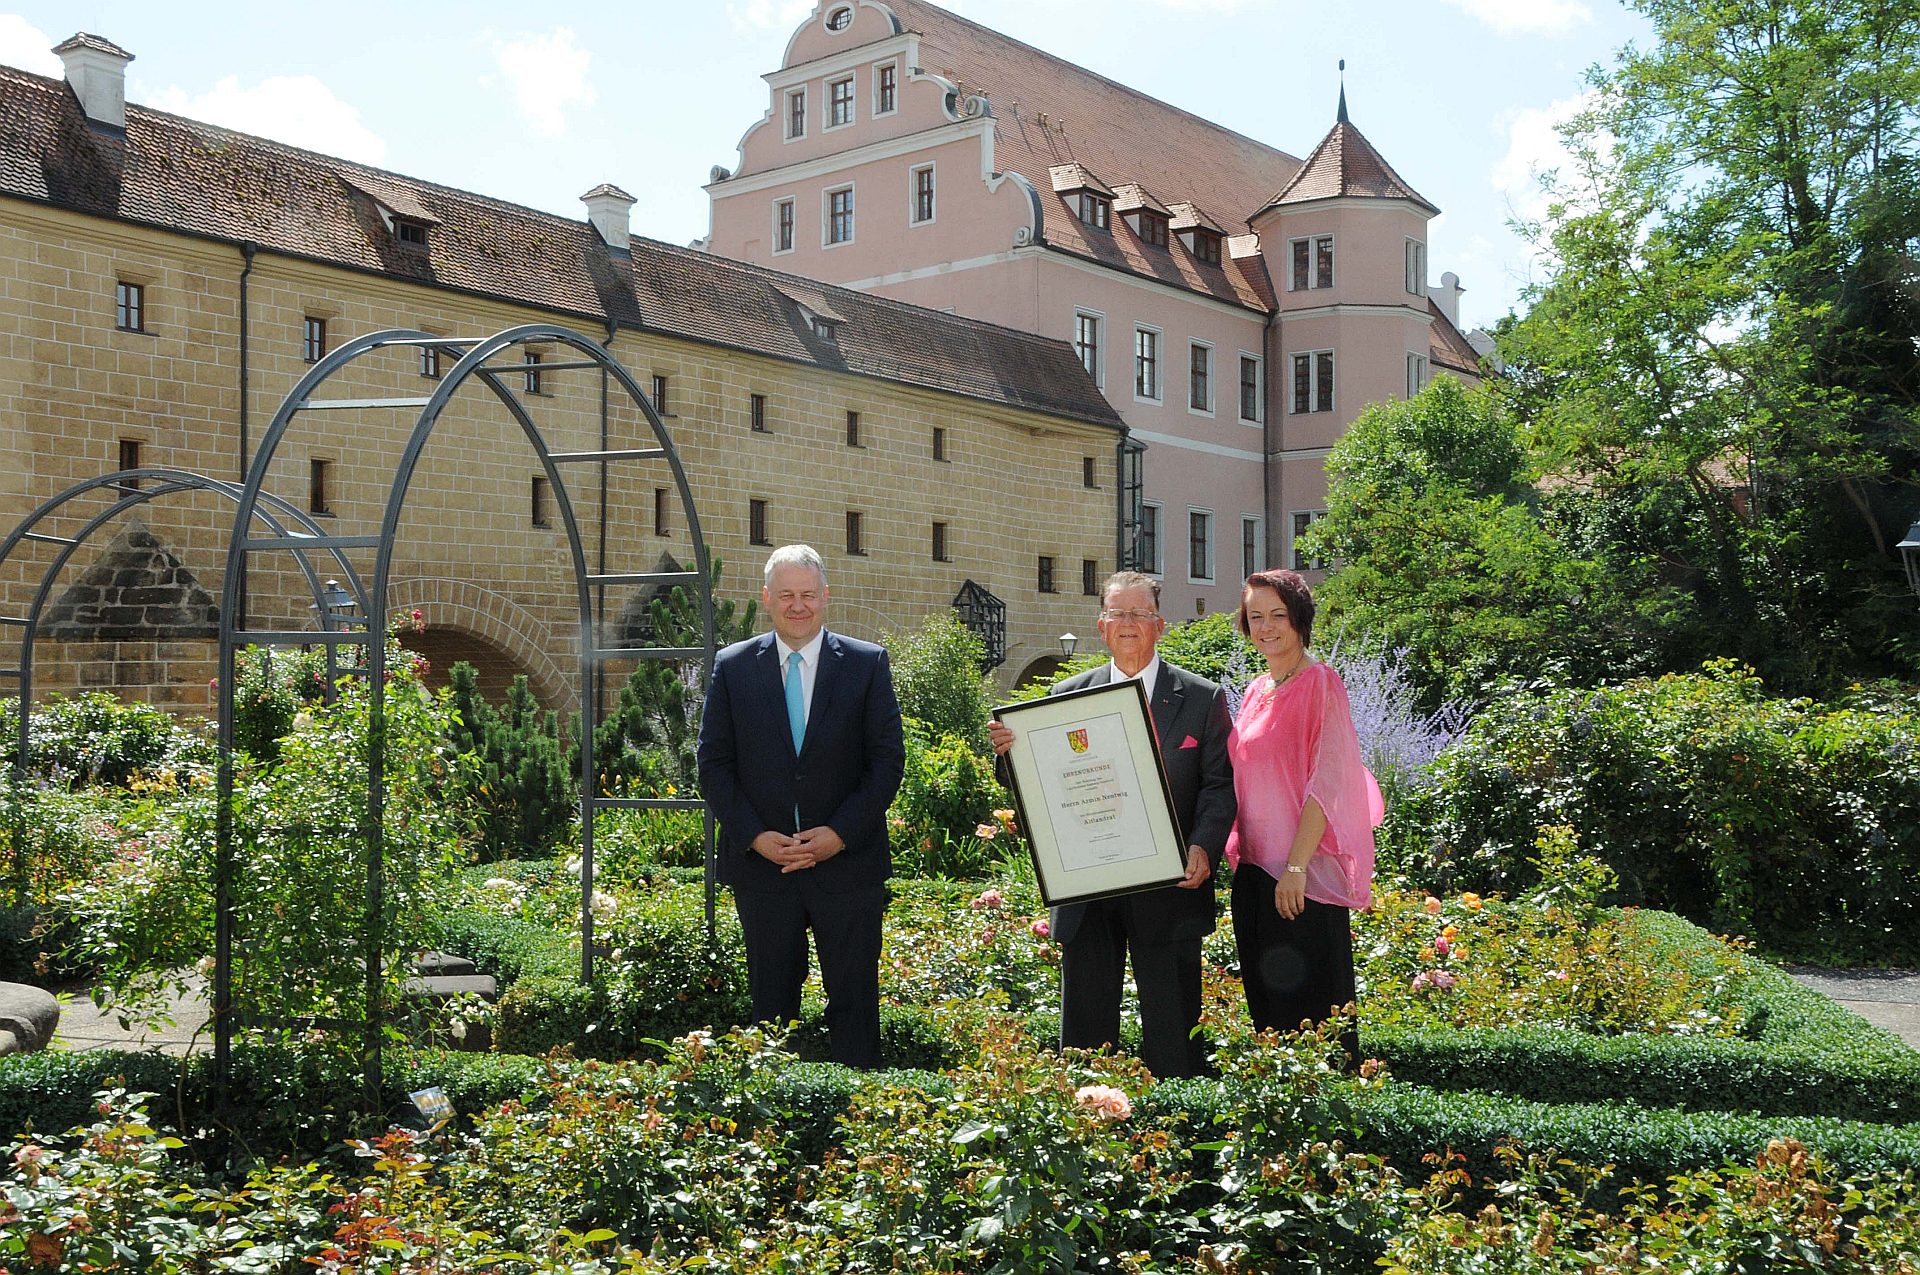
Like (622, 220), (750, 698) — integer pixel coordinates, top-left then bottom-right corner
(1337, 59), (1348, 124)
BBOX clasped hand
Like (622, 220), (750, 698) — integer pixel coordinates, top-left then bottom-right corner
(751, 826), (845, 872)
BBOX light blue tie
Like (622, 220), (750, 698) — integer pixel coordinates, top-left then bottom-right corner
(785, 650), (806, 752)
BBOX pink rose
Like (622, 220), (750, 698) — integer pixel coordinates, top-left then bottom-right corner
(1031, 918), (1051, 939)
(1074, 1084), (1132, 1120)
(1423, 896), (1442, 915)
(1430, 969), (1457, 989)
(970, 888), (1004, 910)
(1434, 936), (1451, 957)
(1411, 971), (1432, 992)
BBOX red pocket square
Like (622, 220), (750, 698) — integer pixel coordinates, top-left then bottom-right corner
(1180, 735), (1199, 749)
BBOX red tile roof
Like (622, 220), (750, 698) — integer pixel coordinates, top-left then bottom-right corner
(1428, 300), (1484, 375)
(882, 0), (1300, 310)
(1261, 119), (1437, 214)
(0, 62), (1121, 433)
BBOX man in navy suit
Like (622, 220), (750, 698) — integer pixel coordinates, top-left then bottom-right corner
(696, 544), (905, 1068)
(991, 571), (1235, 1078)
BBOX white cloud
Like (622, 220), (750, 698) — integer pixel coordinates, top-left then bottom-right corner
(1436, 0), (1591, 37)
(725, 1), (817, 34)
(1491, 90), (1596, 223)
(0, 15), (61, 76)
(490, 27), (596, 138)
(145, 75), (387, 164)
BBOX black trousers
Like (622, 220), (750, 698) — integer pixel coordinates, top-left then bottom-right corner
(1059, 897), (1207, 1079)
(1231, 864), (1360, 1067)
(733, 877), (886, 1069)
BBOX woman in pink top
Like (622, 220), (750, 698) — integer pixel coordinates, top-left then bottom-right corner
(1226, 569), (1376, 1067)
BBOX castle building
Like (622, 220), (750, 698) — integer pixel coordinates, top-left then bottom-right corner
(704, 0), (1488, 619)
(1, 33), (1123, 706)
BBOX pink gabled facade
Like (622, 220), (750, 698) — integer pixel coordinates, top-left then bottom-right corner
(705, 0), (1485, 646)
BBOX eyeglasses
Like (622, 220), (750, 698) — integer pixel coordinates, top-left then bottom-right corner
(1099, 608), (1161, 624)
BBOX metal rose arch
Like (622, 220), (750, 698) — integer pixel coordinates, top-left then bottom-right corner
(215, 324), (715, 1107)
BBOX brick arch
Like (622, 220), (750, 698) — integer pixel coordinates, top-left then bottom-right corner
(384, 576), (572, 708)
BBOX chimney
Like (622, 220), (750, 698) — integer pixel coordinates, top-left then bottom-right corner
(54, 33), (134, 133)
(581, 184), (637, 254)
(1433, 271), (1465, 327)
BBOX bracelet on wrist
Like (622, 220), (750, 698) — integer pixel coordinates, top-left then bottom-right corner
(1283, 864), (1308, 876)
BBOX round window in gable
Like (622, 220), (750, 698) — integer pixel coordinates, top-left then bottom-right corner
(825, 6), (853, 31)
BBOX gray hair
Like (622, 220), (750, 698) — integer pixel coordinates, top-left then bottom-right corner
(763, 543), (828, 588)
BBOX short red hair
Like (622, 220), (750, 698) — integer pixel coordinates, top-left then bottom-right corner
(1236, 570), (1316, 647)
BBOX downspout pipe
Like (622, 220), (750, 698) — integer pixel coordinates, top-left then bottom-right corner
(237, 242), (256, 620)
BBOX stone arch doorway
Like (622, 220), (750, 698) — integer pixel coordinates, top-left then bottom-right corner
(1015, 653), (1070, 689)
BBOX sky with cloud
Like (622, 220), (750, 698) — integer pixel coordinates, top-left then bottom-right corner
(3, 0), (1649, 328)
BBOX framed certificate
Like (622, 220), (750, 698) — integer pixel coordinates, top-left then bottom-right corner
(993, 679), (1187, 907)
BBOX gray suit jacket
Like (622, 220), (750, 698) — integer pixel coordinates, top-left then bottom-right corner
(1047, 660), (1236, 946)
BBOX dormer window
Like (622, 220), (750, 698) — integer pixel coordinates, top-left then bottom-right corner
(1131, 211), (1169, 248)
(1170, 202), (1226, 267)
(1187, 229), (1221, 265)
(1078, 192), (1110, 229)
(394, 218), (429, 247)
(813, 317), (840, 342)
(825, 5), (853, 30)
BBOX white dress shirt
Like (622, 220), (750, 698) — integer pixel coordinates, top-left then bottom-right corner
(776, 629), (826, 729)
(1106, 653), (1162, 703)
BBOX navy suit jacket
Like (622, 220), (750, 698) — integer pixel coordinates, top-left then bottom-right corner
(1048, 660), (1236, 945)
(697, 629), (906, 892)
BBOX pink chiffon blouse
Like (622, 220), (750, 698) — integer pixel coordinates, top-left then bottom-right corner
(1225, 661), (1377, 911)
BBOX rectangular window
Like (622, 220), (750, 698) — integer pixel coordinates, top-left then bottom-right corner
(647, 374), (667, 415)
(654, 487), (670, 536)
(1291, 351), (1335, 414)
(117, 439), (141, 488)
(932, 520), (950, 562)
(1081, 559), (1099, 596)
(1405, 239), (1427, 296)
(1239, 355), (1261, 422)
(1242, 515), (1262, 580)
(114, 281), (144, 332)
(829, 77), (854, 128)
(750, 393), (768, 432)
(310, 458), (332, 515)
(1037, 555), (1056, 594)
(774, 198), (795, 253)
(875, 62), (897, 114)
(1188, 509), (1214, 583)
(1193, 231), (1221, 265)
(786, 88), (806, 139)
(395, 219), (428, 246)
(1140, 502), (1162, 575)
(846, 410), (861, 446)
(911, 164), (936, 224)
(846, 510), (865, 555)
(531, 476), (551, 528)
(749, 498), (770, 545)
(1135, 327), (1160, 400)
(1189, 342), (1213, 413)
(419, 344), (440, 378)
(932, 426), (947, 461)
(1407, 352), (1429, 398)
(1078, 192), (1109, 230)
(1136, 212), (1169, 248)
(826, 186), (854, 244)
(523, 350), (543, 394)
(1074, 312), (1102, 384)
(1289, 237), (1334, 290)
(1291, 510), (1328, 572)
(1082, 456), (1097, 489)
(303, 315), (326, 363)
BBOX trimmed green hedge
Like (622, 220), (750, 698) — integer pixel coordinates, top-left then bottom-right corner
(1363, 910), (1920, 1125)
(0, 1045), (546, 1148)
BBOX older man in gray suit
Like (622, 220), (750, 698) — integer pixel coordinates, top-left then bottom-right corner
(991, 570), (1236, 1078)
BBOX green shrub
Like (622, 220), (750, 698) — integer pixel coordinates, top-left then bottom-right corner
(882, 610), (996, 752)
(0, 692), (209, 788)
(447, 663), (574, 861)
(595, 880), (750, 1049)
(428, 899), (576, 985)
(494, 973), (600, 1056)
(228, 645), (325, 764)
(1387, 661), (1920, 963)
(888, 721), (1008, 877)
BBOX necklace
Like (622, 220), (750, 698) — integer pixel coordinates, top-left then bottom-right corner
(1261, 656), (1312, 701)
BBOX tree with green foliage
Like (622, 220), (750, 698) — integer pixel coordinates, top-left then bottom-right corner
(449, 664), (573, 861)
(1500, 0), (1920, 691)
(882, 610), (996, 753)
(1305, 378), (1645, 706)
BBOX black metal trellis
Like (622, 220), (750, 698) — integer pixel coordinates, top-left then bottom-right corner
(952, 579), (1007, 670)
(0, 468), (369, 904)
(215, 324), (715, 1109)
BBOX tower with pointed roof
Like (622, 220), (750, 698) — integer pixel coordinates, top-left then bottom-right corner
(705, 1), (1486, 647)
